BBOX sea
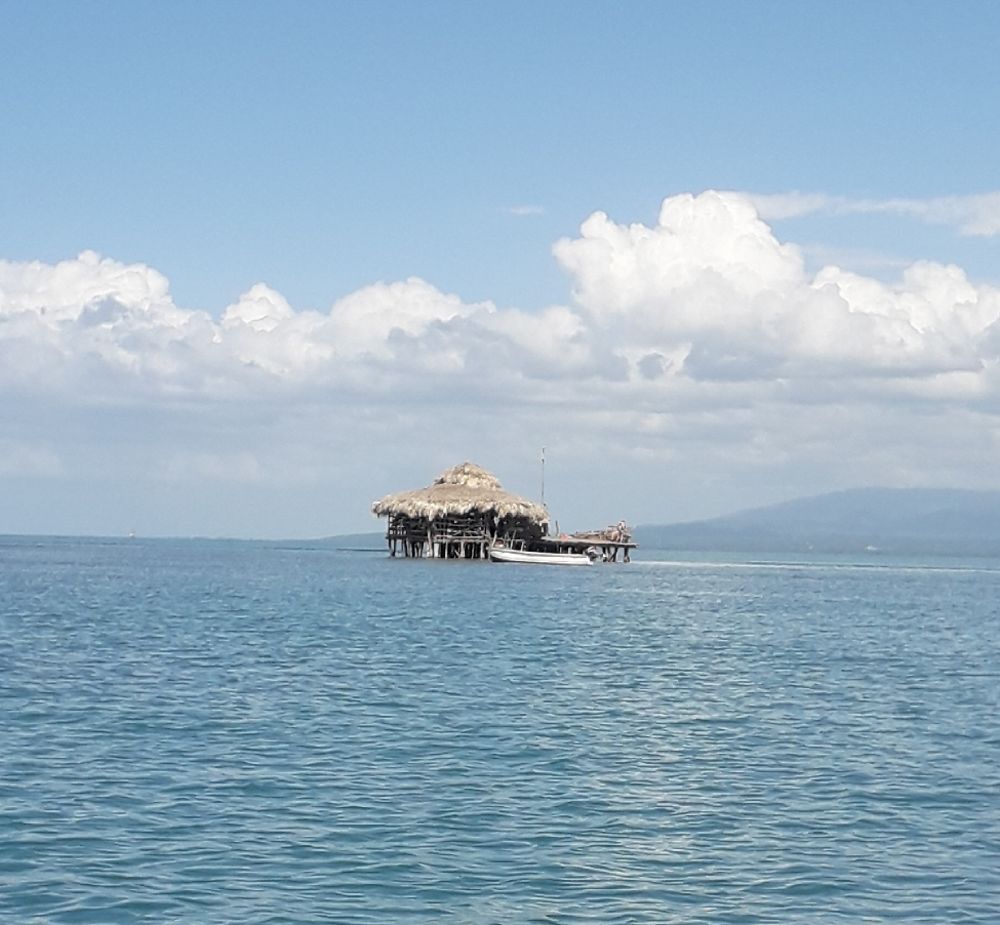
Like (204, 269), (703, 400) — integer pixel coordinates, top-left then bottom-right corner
(1, 536), (999, 924)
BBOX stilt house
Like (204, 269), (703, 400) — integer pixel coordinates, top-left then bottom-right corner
(372, 462), (548, 559)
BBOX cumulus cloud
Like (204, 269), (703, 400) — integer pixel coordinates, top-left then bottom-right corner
(4, 191), (1000, 532)
(555, 190), (1000, 383)
(4, 195), (1000, 401)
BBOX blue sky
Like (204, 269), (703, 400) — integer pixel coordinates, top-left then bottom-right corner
(6, 1), (998, 309)
(3, 2), (1000, 536)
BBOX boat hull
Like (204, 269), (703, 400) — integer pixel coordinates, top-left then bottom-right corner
(489, 546), (594, 566)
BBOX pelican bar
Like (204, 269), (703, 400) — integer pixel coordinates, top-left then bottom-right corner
(371, 462), (635, 562)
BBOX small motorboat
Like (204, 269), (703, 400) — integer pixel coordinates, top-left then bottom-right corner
(489, 545), (597, 566)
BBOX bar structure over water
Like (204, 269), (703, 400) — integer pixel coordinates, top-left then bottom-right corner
(371, 462), (636, 561)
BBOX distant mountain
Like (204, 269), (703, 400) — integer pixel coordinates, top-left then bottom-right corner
(634, 488), (1000, 556)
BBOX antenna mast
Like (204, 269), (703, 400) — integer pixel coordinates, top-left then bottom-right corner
(540, 446), (546, 508)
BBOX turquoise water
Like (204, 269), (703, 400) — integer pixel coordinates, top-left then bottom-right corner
(2, 537), (999, 923)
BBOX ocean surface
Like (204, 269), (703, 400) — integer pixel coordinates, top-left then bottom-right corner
(2, 537), (999, 924)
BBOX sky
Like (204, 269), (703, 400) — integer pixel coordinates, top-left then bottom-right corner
(3, 1), (1000, 537)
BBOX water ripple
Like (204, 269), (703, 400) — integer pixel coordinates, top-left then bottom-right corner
(2, 539), (999, 923)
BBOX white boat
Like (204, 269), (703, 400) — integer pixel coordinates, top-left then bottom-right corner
(489, 545), (596, 566)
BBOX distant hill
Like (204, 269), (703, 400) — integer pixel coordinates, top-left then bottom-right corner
(634, 488), (1000, 556)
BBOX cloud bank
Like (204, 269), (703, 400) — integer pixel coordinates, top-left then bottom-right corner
(4, 190), (1000, 533)
(5, 192), (997, 400)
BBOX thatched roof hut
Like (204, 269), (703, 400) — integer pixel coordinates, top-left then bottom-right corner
(372, 462), (547, 521)
(372, 462), (547, 559)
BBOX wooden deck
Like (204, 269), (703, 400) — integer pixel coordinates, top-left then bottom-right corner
(535, 535), (637, 562)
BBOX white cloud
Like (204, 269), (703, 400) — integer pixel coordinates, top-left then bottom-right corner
(0, 249), (174, 323)
(554, 190), (1000, 383)
(327, 277), (486, 358)
(750, 190), (1000, 236)
(747, 192), (835, 221)
(5, 190), (1000, 533)
(504, 205), (545, 216)
(5, 194), (1000, 402)
(854, 193), (1000, 236)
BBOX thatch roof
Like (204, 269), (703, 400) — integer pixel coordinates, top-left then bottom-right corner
(372, 462), (547, 522)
